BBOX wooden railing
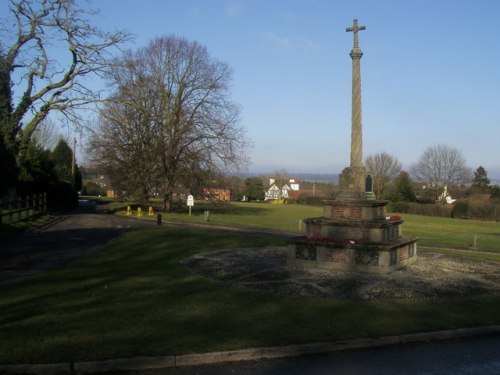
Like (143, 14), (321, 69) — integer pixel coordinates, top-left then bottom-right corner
(0, 193), (47, 225)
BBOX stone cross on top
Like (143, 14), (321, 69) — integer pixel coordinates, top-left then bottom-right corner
(346, 19), (366, 50)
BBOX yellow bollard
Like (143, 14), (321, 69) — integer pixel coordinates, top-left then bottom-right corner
(126, 206), (132, 216)
(137, 207), (143, 217)
(148, 206), (154, 216)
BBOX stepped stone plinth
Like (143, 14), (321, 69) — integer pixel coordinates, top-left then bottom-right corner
(288, 199), (418, 273)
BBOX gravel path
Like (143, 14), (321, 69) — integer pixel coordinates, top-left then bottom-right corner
(182, 246), (500, 301)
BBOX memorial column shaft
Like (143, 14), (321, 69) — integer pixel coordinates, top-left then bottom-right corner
(350, 48), (363, 168)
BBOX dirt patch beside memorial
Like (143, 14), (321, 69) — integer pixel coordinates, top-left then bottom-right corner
(182, 247), (500, 300)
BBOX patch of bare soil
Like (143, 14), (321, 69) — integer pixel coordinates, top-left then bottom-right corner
(182, 247), (500, 301)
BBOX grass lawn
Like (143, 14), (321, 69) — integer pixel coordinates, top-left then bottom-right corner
(401, 213), (500, 251)
(124, 200), (323, 233)
(0, 227), (499, 364)
(124, 201), (500, 253)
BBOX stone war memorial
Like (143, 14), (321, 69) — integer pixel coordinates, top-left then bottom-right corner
(185, 20), (498, 299)
(287, 19), (418, 273)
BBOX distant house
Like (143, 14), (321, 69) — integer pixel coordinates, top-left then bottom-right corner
(204, 188), (231, 202)
(265, 184), (282, 200)
(265, 178), (300, 201)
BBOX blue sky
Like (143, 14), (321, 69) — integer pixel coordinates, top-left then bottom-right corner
(83, 1), (500, 176)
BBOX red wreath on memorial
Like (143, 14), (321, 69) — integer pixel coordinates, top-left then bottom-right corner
(385, 215), (402, 221)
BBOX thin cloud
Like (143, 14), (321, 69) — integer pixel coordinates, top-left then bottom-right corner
(260, 31), (292, 48)
(257, 31), (318, 52)
(225, 2), (242, 17)
(297, 36), (318, 51)
(188, 4), (202, 17)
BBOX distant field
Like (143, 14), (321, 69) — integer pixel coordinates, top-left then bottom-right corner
(119, 200), (500, 253)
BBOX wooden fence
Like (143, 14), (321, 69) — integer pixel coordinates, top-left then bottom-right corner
(0, 193), (47, 225)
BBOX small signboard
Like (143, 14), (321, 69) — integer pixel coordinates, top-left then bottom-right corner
(187, 195), (194, 216)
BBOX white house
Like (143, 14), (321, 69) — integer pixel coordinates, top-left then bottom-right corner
(265, 178), (300, 201)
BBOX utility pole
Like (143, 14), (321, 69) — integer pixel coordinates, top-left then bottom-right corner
(72, 137), (77, 176)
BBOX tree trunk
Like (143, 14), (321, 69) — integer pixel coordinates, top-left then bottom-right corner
(163, 191), (173, 212)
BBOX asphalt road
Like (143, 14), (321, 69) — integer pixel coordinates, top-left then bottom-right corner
(124, 334), (500, 375)
(0, 199), (154, 285)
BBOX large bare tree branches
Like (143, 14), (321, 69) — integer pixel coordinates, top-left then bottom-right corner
(0, 0), (129, 193)
(411, 144), (471, 187)
(365, 152), (402, 199)
(90, 35), (248, 210)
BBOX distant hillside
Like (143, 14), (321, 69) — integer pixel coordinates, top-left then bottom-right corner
(236, 172), (339, 183)
(292, 173), (339, 183)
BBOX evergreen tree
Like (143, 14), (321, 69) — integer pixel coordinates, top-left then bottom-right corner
(19, 145), (56, 186)
(393, 171), (416, 202)
(52, 139), (73, 183)
(244, 177), (265, 201)
(490, 185), (500, 200)
(471, 166), (490, 193)
(51, 139), (81, 190)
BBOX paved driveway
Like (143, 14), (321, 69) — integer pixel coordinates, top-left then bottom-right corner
(0, 200), (154, 285)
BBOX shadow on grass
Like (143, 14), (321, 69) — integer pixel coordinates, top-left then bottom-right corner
(0, 223), (23, 245)
(1, 227), (499, 364)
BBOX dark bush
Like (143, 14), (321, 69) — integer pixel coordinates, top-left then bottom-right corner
(304, 196), (326, 206)
(294, 194), (326, 206)
(81, 182), (106, 197)
(451, 201), (471, 219)
(393, 202), (410, 213)
(491, 185), (500, 200)
(47, 181), (78, 210)
(392, 202), (452, 217)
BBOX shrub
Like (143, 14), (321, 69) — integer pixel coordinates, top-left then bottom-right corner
(451, 201), (471, 219)
(393, 202), (410, 213)
(47, 181), (78, 210)
(467, 201), (500, 221)
(392, 202), (452, 217)
(81, 182), (106, 197)
(491, 185), (500, 200)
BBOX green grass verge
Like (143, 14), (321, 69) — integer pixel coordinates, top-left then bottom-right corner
(122, 201), (500, 252)
(400, 213), (500, 251)
(124, 201), (322, 233)
(0, 227), (499, 364)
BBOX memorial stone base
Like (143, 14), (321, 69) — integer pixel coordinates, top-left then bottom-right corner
(287, 199), (418, 274)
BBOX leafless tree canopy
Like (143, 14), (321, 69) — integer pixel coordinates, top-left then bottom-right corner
(0, 0), (129, 192)
(365, 152), (402, 199)
(411, 144), (471, 187)
(90, 35), (248, 210)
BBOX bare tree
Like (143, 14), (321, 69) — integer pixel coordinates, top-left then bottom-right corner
(0, 0), (129, 194)
(90, 35), (248, 211)
(365, 152), (402, 199)
(31, 118), (60, 151)
(271, 168), (289, 186)
(411, 144), (471, 187)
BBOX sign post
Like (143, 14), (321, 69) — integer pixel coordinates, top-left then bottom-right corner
(187, 195), (194, 216)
